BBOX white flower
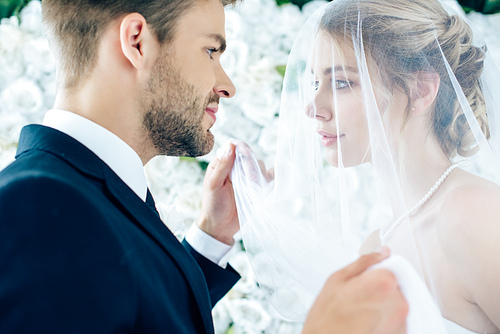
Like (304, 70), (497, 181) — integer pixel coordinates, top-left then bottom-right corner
(0, 77), (43, 117)
(213, 106), (262, 144)
(0, 52), (24, 91)
(20, 0), (43, 35)
(227, 298), (272, 332)
(223, 9), (244, 42)
(235, 0), (278, 26)
(220, 39), (249, 79)
(0, 112), (27, 145)
(258, 117), (279, 153)
(0, 147), (16, 171)
(0, 17), (23, 50)
(228, 252), (258, 297)
(173, 184), (203, 222)
(23, 37), (55, 78)
(212, 299), (232, 334)
(239, 85), (281, 127)
(301, 0), (329, 18)
(156, 203), (188, 239)
(267, 319), (303, 334)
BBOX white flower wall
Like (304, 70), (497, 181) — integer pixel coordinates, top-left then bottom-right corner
(1, 1), (500, 333)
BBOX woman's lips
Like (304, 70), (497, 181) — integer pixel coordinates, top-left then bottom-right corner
(317, 130), (344, 147)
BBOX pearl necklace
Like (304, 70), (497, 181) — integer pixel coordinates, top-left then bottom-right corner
(381, 163), (459, 242)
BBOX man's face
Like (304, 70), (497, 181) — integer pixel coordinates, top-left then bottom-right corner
(141, 0), (235, 157)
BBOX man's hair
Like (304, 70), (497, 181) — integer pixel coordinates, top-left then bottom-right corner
(42, 0), (240, 89)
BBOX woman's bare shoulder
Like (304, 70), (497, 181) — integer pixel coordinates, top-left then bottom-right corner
(437, 171), (500, 256)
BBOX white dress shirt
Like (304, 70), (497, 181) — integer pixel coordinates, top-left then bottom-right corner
(43, 109), (232, 268)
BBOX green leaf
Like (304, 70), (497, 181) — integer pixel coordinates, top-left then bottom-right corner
(197, 160), (209, 171)
(458, 0), (500, 13)
(179, 157), (209, 171)
(483, 0), (500, 14)
(0, 0), (29, 20)
(276, 0), (291, 5)
(276, 65), (287, 77)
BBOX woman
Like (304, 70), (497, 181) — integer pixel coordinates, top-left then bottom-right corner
(231, 0), (500, 333)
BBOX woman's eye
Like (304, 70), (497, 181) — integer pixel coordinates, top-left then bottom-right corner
(311, 80), (320, 91)
(335, 79), (352, 90)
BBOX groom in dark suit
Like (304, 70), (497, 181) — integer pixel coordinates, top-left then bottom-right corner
(0, 0), (408, 333)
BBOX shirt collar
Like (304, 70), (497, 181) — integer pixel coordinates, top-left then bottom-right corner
(42, 109), (148, 201)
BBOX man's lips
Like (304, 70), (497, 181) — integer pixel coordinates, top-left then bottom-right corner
(205, 106), (218, 122)
(317, 130), (344, 146)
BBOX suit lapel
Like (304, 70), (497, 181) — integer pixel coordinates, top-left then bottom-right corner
(17, 125), (214, 333)
(103, 170), (214, 331)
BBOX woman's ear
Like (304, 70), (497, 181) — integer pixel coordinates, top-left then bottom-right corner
(411, 72), (440, 114)
(119, 13), (158, 71)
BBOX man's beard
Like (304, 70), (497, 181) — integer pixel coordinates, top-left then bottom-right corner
(141, 53), (219, 157)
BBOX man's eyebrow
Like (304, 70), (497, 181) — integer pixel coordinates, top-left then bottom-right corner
(207, 34), (226, 53)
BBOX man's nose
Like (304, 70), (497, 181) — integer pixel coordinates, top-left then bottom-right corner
(213, 66), (236, 98)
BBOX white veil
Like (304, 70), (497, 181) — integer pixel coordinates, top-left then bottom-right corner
(231, 1), (500, 333)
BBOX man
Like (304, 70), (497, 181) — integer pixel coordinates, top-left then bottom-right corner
(0, 0), (407, 333)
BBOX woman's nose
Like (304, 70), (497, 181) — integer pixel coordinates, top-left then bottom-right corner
(305, 90), (333, 121)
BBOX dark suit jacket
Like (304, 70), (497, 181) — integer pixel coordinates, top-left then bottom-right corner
(0, 125), (240, 333)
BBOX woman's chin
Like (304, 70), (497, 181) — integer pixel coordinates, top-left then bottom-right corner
(325, 152), (365, 168)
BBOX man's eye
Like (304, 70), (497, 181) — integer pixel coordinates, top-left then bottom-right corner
(207, 48), (218, 59)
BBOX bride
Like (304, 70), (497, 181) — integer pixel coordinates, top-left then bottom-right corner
(230, 0), (500, 333)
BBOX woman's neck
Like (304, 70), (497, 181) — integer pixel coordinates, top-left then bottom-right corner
(397, 131), (452, 207)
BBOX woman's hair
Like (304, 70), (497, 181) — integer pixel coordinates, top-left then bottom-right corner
(319, 0), (489, 157)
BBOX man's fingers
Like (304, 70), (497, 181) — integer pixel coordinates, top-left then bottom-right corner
(206, 142), (236, 189)
(333, 247), (391, 281)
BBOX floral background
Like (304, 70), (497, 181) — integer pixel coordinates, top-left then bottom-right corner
(1, 0), (500, 333)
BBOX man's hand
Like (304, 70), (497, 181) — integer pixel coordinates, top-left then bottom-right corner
(196, 142), (239, 245)
(302, 248), (408, 334)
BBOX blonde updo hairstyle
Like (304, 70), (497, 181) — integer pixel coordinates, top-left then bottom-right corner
(319, 0), (489, 157)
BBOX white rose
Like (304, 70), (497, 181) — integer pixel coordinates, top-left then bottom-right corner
(258, 116), (279, 154)
(228, 298), (272, 332)
(212, 299), (232, 334)
(155, 203), (188, 239)
(301, 0), (329, 18)
(213, 106), (262, 144)
(0, 52), (24, 90)
(223, 9), (244, 42)
(173, 184), (203, 222)
(0, 147), (16, 171)
(267, 318), (303, 334)
(0, 17), (23, 50)
(0, 112), (27, 145)
(239, 86), (281, 127)
(236, 0), (278, 26)
(20, 0), (43, 35)
(220, 39), (249, 79)
(23, 37), (55, 77)
(0, 78), (43, 117)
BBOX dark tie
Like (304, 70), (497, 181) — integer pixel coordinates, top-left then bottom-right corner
(145, 189), (160, 218)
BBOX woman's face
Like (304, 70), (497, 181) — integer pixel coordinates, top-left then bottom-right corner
(307, 32), (370, 167)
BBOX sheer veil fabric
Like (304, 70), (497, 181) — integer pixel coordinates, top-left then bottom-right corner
(231, 0), (500, 333)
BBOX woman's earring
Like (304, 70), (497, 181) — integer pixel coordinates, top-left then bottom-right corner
(412, 107), (416, 111)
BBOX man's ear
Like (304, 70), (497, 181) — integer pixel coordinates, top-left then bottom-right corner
(119, 13), (158, 71)
(411, 72), (440, 114)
